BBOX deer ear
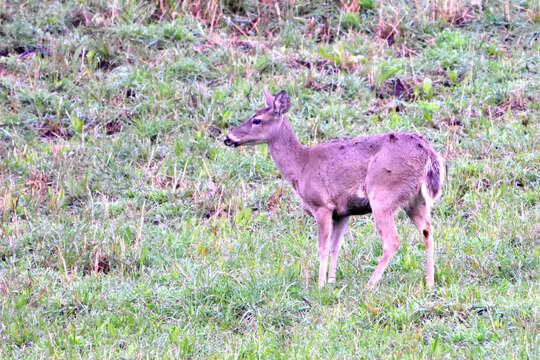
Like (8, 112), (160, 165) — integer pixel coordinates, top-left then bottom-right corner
(273, 90), (290, 115)
(263, 89), (274, 107)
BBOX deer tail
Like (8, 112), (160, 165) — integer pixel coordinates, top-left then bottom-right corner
(423, 151), (445, 201)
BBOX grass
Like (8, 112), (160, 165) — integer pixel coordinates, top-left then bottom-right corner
(0, 0), (539, 358)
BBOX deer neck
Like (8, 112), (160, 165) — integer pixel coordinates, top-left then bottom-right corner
(267, 117), (308, 186)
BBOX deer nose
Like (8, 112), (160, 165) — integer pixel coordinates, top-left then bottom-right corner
(224, 136), (235, 147)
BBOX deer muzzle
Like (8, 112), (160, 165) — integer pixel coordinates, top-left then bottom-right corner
(224, 135), (238, 147)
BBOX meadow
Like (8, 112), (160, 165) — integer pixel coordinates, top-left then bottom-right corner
(0, 0), (539, 358)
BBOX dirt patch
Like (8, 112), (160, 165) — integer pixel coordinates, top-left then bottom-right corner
(485, 96), (531, 119)
(206, 126), (222, 139)
(444, 119), (463, 127)
(0, 45), (51, 60)
(193, 34), (271, 55)
(84, 251), (112, 275)
(428, 68), (463, 88)
(123, 88), (136, 99)
(203, 207), (220, 219)
(374, 7), (402, 46)
(306, 19), (339, 43)
(365, 99), (405, 116)
(93, 255), (111, 274)
(304, 78), (338, 92)
(434, 3), (477, 26)
(68, 9), (90, 27)
(288, 58), (339, 75)
(95, 57), (121, 71)
(514, 178), (525, 188)
(25, 171), (52, 199)
(395, 44), (418, 58)
(17, 46), (52, 61)
(475, 178), (491, 191)
(105, 120), (123, 135)
(376, 78), (415, 101)
(375, 70), (461, 101)
(0, 64), (19, 80)
(266, 186), (283, 214)
(36, 119), (73, 140)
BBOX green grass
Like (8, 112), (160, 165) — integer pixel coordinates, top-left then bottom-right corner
(0, 0), (539, 358)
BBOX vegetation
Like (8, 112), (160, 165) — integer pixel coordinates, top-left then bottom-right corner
(0, 0), (538, 358)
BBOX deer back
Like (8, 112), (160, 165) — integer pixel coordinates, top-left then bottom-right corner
(298, 133), (435, 217)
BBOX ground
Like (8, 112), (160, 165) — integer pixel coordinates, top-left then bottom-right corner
(0, 0), (538, 358)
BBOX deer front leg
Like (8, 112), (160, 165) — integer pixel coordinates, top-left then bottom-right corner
(314, 208), (333, 288)
(328, 216), (349, 284)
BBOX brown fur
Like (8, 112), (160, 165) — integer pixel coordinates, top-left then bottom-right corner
(224, 90), (445, 288)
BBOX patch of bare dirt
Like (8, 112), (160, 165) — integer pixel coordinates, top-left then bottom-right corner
(105, 120), (123, 135)
(304, 78), (338, 92)
(288, 58), (339, 75)
(36, 119), (73, 140)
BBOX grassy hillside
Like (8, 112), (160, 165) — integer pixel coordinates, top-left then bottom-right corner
(0, 0), (538, 358)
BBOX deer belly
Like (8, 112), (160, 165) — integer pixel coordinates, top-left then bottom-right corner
(333, 195), (372, 220)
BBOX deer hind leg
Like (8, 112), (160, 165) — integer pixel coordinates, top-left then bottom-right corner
(406, 196), (435, 286)
(314, 208), (333, 288)
(366, 207), (399, 289)
(328, 216), (349, 284)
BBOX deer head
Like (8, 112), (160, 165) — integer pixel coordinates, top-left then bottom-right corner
(224, 90), (291, 147)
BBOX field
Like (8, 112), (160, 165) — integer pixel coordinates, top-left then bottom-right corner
(0, 0), (539, 358)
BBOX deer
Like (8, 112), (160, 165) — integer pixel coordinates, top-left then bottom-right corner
(224, 90), (445, 289)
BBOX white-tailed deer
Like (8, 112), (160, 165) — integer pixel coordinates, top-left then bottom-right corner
(224, 90), (445, 289)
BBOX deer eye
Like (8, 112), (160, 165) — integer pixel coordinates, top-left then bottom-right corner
(252, 118), (262, 124)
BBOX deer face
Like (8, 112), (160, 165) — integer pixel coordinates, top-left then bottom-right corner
(224, 90), (290, 147)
